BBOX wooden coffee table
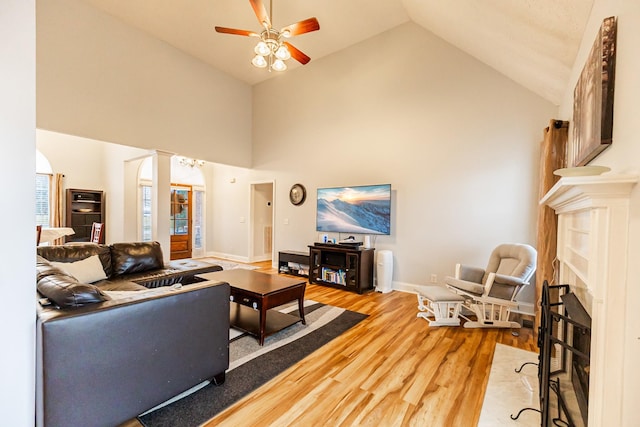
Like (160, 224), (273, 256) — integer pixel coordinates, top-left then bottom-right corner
(197, 269), (306, 345)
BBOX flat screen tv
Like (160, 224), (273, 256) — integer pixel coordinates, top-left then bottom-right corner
(316, 184), (391, 235)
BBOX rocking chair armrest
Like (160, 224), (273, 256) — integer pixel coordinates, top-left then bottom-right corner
(456, 264), (485, 283)
(492, 273), (525, 287)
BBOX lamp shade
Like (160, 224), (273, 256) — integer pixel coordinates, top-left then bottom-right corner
(275, 45), (291, 60)
(272, 59), (287, 71)
(251, 55), (267, 68)
(254, 41), (270, 56)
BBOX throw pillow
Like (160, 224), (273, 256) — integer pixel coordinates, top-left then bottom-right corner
(51, 255), (108, 284)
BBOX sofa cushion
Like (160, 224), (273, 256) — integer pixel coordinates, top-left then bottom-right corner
(110, 241), (164, 277)
(50, 255), (108, 284)
(37, 244), (112, 277)
(94, 280), (149, 292)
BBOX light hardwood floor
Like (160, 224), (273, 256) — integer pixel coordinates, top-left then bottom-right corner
(124, 261), (535, 427)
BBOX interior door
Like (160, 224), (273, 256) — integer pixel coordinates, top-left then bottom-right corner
(250, 182), (274, 262)
(170, 185), (192, 260)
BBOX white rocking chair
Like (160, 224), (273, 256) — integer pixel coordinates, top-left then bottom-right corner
(444, 243), (536, 328)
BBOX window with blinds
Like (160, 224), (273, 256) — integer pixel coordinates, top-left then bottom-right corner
(36, 174), (50, 226)
(141, 185), (152, 241)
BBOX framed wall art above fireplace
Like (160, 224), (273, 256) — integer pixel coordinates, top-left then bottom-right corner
(570, 16), (617, 167)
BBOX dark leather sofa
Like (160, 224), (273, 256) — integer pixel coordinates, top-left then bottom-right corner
(37, 241), (222, 293)
(35, 242), (230, 427)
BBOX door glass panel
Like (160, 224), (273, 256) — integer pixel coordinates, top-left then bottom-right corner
(175, 219), (188, 234)
(170, 189), (189, 235)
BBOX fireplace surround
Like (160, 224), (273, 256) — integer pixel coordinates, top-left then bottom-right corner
(540, 173), (637, 426)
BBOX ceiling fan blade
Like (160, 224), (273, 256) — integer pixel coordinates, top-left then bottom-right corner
(283, 42), (311, 65)
(281, 17), (320, 37)
(214, 26), (259, 37)
(249, 0), (271, 28)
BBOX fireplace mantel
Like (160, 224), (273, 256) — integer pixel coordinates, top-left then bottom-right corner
(540, 174), (638, 214)
(541, 173), (638, 427)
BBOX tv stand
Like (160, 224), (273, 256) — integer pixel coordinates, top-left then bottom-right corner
(278, 250), (309, 277)
(309, 244), (375, 294)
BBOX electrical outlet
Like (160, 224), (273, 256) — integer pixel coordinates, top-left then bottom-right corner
(430, 274), (438, 284)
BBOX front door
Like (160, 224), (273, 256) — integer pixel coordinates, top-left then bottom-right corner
(170, 185), (192, 260)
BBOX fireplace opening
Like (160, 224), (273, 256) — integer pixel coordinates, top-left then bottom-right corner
(562, 292), (591, 426)
(530, 282), (592, 427)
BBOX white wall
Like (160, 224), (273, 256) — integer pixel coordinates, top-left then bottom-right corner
(36, 0), (253, 168)
(556, 1), (640, 425)
(206, 163), (252, 261)
(250, 22), (557, 288)
(37, 129), (149, 243)
(0, 1), (36, 424)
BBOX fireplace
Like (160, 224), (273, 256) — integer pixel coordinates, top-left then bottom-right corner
(540, 174), (637, 426)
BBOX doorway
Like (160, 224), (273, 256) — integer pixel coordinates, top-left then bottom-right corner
(250, 182), (274, 263)
(170, 185), (192, 260)
(137, 156), (206, 257)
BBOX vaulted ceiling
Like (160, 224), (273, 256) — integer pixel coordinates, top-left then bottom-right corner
(77, 0), (593, 105)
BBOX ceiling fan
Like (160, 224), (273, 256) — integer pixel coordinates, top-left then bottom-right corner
(215, 0), (320, 72)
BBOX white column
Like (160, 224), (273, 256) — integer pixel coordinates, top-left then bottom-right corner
(1, 1), (36, 424)
(151, 150), (173, 262)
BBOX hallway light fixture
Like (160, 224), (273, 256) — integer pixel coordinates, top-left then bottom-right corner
(178, 156), (205, 168)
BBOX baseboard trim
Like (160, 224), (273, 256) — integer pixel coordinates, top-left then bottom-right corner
(392, 281), (424, 294)
(371, 280), (421, 295)
(205, 252), (250, 263)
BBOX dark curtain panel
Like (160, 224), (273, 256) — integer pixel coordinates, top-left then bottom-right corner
(53, 173), (65, 244)
(535, 120), (568, 335)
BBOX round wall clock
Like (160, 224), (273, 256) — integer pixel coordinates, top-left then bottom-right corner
(289, 183), (306, 206)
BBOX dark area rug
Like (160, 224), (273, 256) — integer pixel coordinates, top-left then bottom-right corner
(138, 303), (367, 427)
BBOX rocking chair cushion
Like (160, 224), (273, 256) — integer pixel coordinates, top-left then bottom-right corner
(443, 276), (484, 295)
(419, 285), (465, 302)
(458, 265), (485, 283)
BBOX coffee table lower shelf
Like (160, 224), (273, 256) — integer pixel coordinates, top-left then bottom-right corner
(230, 303), (303, 341)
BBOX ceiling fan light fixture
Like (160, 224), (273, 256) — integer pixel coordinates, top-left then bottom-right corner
(272, 59), (287, 71)
(252, 54), (268, 68)
(254, 41), (270, 56)
(275, 45), (291, 60)
(215, 1), (320, 73)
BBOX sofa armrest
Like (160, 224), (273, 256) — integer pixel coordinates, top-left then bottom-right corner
(36, 280), (230, 427)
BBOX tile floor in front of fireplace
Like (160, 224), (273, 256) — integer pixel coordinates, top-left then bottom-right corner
(479, 343), (540, 426)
